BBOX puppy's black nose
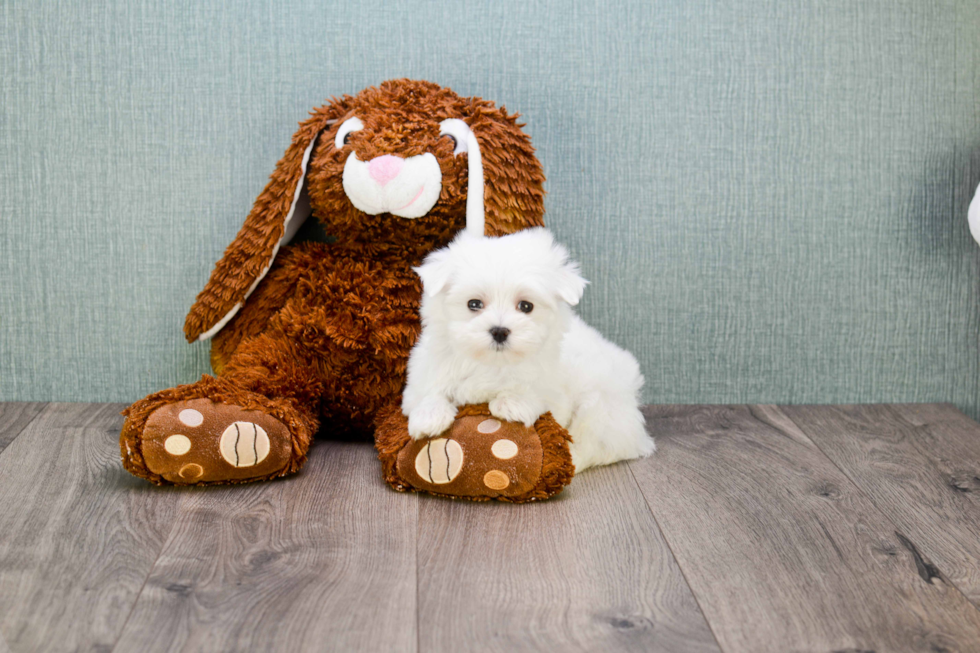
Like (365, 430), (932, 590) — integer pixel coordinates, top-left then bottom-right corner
(489, 326), (510, 344)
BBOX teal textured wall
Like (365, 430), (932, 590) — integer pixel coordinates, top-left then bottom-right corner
(3, 1), (980, 416)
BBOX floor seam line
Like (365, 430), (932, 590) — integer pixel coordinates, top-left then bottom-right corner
(108, 493), (184, 652)
(884, 404), (980, 514)
(626, 456), (728, 653)
(415, 494), (421, 653)
(0, 402), (50, 463)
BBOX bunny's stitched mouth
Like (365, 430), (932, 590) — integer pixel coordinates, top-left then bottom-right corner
(395, 186), (426, 212)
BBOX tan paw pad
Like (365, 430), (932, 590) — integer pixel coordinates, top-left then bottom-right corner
(490, 438), (518, 460)
(179, 463), (204, 481)
(164, 435), (192, 455)
(178, 409), (204, 427)
(483, 470), (510, 490)
(219, 422), (270, 468)
(415, 438), (464, 484)
(477, 418), (501, 434)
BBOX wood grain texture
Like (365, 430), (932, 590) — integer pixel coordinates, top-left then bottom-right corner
(0, 403), (180, 652)
(889, 403), (980, 507)
(0, 402), (45, 454)
(630, 405), (980, 653)
(416, 462), (720, 653)
(112, 441), (418, 653)
(782, 404), (980, 605)
(7, 402), (980, 652)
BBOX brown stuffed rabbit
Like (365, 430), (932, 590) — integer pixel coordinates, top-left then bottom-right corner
(120, 79), (574, 501)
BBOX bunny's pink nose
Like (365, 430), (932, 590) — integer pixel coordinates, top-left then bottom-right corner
(367, 155), (404, 187)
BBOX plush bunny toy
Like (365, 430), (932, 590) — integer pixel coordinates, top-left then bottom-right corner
(120, 80), (575, 501)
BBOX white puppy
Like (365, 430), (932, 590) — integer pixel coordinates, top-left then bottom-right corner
(401, 228), (654, 472)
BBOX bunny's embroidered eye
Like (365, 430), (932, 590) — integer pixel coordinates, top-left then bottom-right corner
(467, 299), (483, 311)
(518, 301), (533, 314)
(442, 134), (458, 150)
(335, 117), (364, 149)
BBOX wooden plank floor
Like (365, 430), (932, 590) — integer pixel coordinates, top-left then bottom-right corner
(1, 404), (979, 652)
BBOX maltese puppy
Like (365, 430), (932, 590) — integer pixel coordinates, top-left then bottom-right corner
(401, 227), (654, 472)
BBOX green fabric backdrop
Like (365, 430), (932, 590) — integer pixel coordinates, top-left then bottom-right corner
(3, 0), (980, 417)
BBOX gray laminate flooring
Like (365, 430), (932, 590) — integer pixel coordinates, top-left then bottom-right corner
(1, 402), (978, 652)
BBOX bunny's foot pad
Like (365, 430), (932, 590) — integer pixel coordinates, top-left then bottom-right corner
(120, 376), (314, 486)
(139, 399), (294, 484)
(375, 404), (575, 502)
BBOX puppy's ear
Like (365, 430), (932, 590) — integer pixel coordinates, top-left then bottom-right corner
(414, 248), (455, 297)
(466, 101), (546, 237)
(183, 96), (352, 342)
(555, 260), (588, 306)
(530, 229), (588, 306)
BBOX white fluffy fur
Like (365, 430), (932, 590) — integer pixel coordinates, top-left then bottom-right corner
(401, 228), (654, 472)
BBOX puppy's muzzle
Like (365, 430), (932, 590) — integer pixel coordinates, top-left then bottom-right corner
(490, 327), (510, 344)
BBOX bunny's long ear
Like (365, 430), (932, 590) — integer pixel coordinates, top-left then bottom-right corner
(183, 99), (350, 342)
(439, 119), (485, 237)
(466, 102), (546, 237)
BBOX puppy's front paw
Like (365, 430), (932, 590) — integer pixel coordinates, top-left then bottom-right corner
(489, 395), (545, 427)
(408, 400), (457, 440)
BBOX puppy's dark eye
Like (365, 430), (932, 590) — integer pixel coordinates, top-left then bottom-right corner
(443, 134), (457, 150)
(343, 132), (352, 145)
(467, 299), (483, 311)
(518, 301), (533, 314)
